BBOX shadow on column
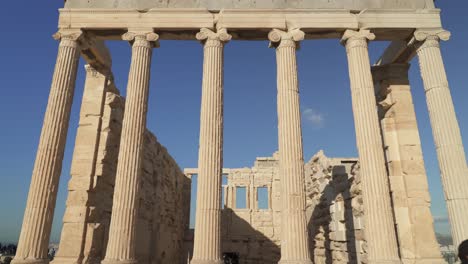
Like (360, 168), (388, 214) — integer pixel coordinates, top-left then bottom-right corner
(308, 165), (359, 264)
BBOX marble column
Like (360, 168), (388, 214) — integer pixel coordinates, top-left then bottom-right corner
(373, 63), (443, 263)
(415, 29), (468, 247)
(191, 28), (231, 264)
(102, 31), (158, 264)
(13, 31), (82, 264)
(268, 28), (312, 264)
(341, 29), (401, 264)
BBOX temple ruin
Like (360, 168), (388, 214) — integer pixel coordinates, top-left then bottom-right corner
(12, 0), (468, 264)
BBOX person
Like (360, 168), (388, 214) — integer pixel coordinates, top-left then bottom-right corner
(459, 239), (468, 264)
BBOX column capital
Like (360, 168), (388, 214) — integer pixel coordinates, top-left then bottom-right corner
(53, 29), (84, 41)
(414, 29), (451, 51)
(196, 28), (232, 47)
(372, 63), (410, 83)
(53, 29), (93, 49)
(341, 29), (375, 49)
(268, 28), (305, 48)
(122, 30), (159, 48)
(414, 28), (451, 42)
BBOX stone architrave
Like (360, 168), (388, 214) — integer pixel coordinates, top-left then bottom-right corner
(191, 28), (231, 264)
(341, 29), (401, 264)
(52, 64), (111, 264)
(269, 28), (312, 264)
(373, 63), (443, 263)
(102, 31), (158, 264)
(12, 30), (83, 264)
(414, 29), (468, 247)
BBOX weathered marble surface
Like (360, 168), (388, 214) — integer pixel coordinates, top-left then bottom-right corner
(64, 0), (435, 10)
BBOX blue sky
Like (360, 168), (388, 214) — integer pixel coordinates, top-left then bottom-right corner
(0, 2), (467, 243)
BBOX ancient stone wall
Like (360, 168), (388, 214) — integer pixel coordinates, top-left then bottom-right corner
(136, 131), (191, 264)
(306, 151), (365, 264)
(187, 151), (365, 264)
(221, 156), (280, 263)
(55, 69), (190, 264)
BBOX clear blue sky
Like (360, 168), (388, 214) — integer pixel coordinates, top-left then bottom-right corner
(0, 2), (467, 243)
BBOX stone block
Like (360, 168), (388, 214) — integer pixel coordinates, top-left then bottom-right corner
(55, 222), (86, 257)
(63, 206), (88, 223)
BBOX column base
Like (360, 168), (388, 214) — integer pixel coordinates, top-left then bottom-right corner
(190, 259), (223, 264)
(11, 258), (49, 264)
(101, 259), (137, 264)
(278, 259), (313, 264)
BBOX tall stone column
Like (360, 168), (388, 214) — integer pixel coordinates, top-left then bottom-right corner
(13, 31), (82, 264)
(268, 28), (312, 264)
(102, 31), (158, 264)
(373, 63), (443, 263)
(341, 29), (401, 264)
(191, 28), (231, 264)
(415, 29), (468, 247)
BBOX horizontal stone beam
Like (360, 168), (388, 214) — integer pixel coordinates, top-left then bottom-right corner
(64, 0), (435, 10)
(184, 168), (231, 175)
(59, 8), (442, 40)
(81, 38), (112, 73)
(375, 39), (417, 65)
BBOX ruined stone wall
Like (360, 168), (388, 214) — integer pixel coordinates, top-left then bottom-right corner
(305, 151), (365, 264)
(136, 132), (191, 264)
(55, 69), (190, 264)
(221, 156), (280, 263)
(187, 151), (365, 264)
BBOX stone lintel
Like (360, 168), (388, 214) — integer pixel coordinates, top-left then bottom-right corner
(58, 8), (442, 40)
(375, 27), (448, 66)
(372, 63), (410, 83)
(81, 39), (112, 74)
(64, 0), (435, 10)
(184, 168), (231, 175)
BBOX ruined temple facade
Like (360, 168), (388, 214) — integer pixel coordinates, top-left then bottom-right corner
(185, 149), (439, 264)
(185, 152), (364, 264)
(12, 0), (468, 264)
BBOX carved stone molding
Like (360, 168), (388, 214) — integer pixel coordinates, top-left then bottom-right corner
(414, 29), (451, 42)
(53, 29), (87, 49)
(341, 29), (375, 51)
(196, 28), (232, 47)
(54, 30), (102, 51)
(122, 31), (160, 48)
(268, 28), (305, 48)
(414, 28), (451, 50)
(53, 30), (83, 41)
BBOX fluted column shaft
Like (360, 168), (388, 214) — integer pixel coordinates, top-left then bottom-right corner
(191, 28), (231, 264)
(269, 29), (312, 264)
(342, 29), (400, 264)
(13, 32), (82, 264)
(102, 32), (158, 264)
(415, 29), (468, 247)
